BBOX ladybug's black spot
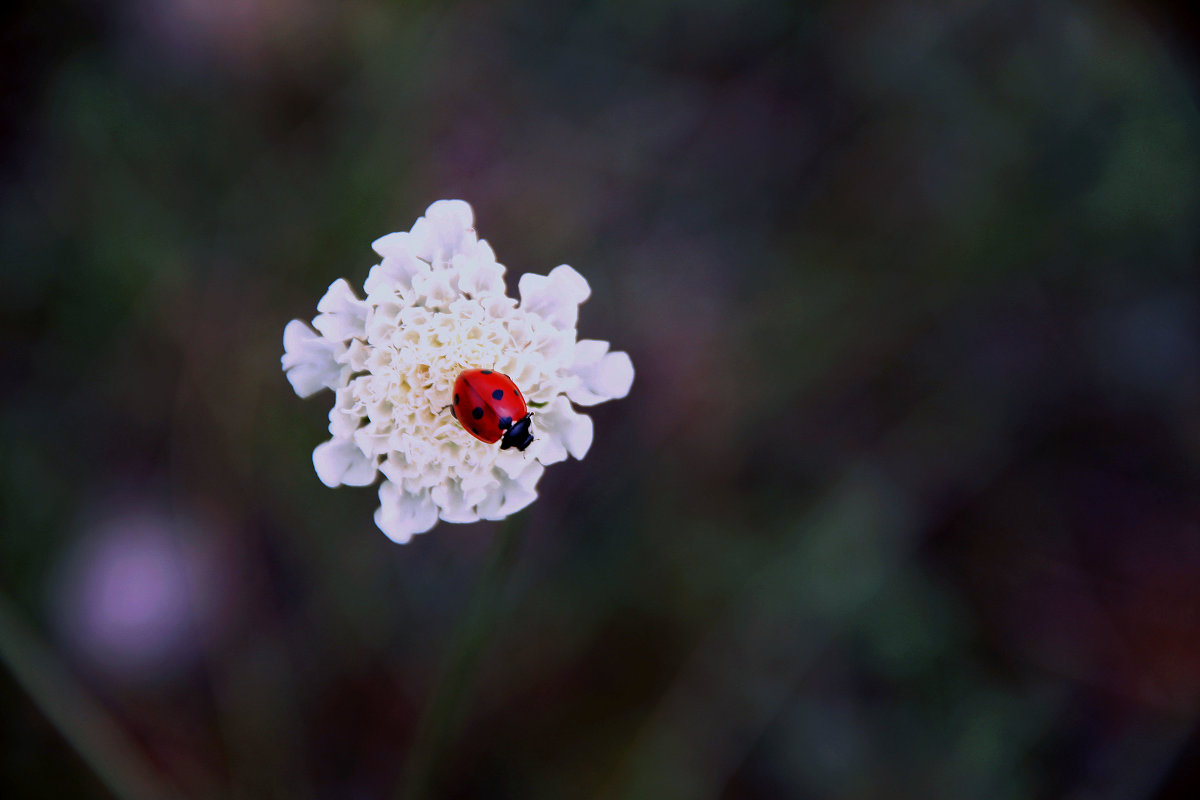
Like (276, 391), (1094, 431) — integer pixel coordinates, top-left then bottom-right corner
(472, 407), (484, 419)
(498, 416), (512, 430)
(450, 407), (457, 419)
(453, 393), (459, 404)
(481, 369), (493, 374)
(492, 389), (504, 400)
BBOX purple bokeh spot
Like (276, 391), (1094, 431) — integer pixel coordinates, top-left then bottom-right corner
(51, 506), (230, 683)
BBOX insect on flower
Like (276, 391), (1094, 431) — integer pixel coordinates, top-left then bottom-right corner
(282, 200), (634, 543)
(451, 369), (535, 451)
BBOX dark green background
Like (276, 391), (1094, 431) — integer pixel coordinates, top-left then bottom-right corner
(3, 0), (1199, 797)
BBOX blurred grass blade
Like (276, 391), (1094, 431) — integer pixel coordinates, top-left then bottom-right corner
(0, 592), (174, 800)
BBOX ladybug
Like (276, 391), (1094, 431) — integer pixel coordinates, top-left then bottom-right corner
(450, 369), (534, 451)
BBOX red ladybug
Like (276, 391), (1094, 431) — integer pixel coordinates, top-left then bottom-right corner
(451, 369), (534, 451)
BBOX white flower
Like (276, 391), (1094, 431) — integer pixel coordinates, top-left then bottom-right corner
(282, 200), (634, 544)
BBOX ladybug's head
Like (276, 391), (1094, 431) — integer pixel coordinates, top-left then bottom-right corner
(499, 413), (534, 451)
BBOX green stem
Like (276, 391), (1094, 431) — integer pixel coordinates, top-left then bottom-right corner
(398, 513), (525, 800)
(0, 592), (173, 800)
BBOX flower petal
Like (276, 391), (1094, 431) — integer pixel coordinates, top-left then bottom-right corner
(410, 200), (477, 264)
(313, 438), (378, 488)
(282, 320), (347, 398)
(374, 481), (439, 544)
(534, 395), (594, 464)
(518, 264), (591, 330)
(454, 240), (506, 297)
(366, 232), (430, 295)
(476, 461), (544, 520)
(567, 339), (634, 406)
(412, 269), (460, 307)
(312, 279), (368, 341)
(431, 479), (485, 524)
(492, 447), (531, 478)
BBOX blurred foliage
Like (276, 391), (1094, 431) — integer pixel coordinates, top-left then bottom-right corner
(2, 0), (1199, 798)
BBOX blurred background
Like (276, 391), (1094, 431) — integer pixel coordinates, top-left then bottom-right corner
(2, 0), (1200, 797)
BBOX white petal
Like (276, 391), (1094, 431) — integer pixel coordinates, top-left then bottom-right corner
(496, 443), (544, 477)
(313, 438), (378, 488)
(412, 269), (459, 306)
(353, 427), (392, 459)
(370, 231), (414, 260)
(567, 340), (634, 406)
(518, 264), (591, 330)
(374, 481), (439, 544)
(535, 395), (594, 463)
(364, 297), (407, 341)
(476, 461), (544, 520)
(329, 396), (363, 440)
(410, 200), (477, 263)
(367, 232), (430, 295)
(426, 199), (474, 237)
(454, 240), (506, 297)
(343, 339), (370, 371)
(431, 479), (484, 524)
(282, 320), (346, 398)
(378, 455), (414, 490)
(313, 279), (368, 341)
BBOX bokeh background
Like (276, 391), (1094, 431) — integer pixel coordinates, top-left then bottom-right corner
(3, 0), (1200, 797)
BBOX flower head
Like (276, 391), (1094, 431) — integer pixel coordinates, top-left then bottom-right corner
(282, 200), (634, 543)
